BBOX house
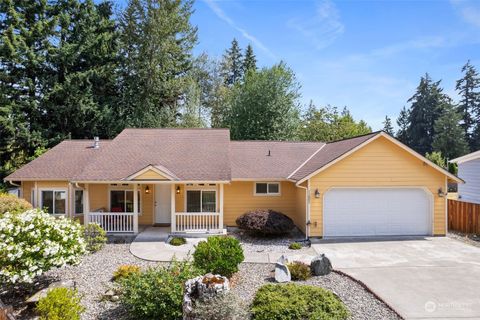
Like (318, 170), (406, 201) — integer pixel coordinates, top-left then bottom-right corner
(4, 129), (461, 238)
(450, 150), (480, 204)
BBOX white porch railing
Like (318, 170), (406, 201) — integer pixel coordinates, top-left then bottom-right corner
(87, 212), (135, 233)
(172, 212), (222, 233)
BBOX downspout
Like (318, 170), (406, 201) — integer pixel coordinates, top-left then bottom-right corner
(6, 180), (21, 187)
(296, 183), (310, 240)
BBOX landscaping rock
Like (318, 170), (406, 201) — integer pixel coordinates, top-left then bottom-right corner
(311, 254), (332, 276)
(274, 262), (291, 283)
(26, 280), (75, 304)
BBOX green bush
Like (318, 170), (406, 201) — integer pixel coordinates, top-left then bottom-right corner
(193, 236), (244, 278)
(169, 237), (187, 246)
(121, 260), (201, 319)
(0, 193), (32, 215)
(251, 284), (349, 320)
(83, 223), (107, 253)
(288, 242), (302, 250)
(112, 265), (140, 281)
(36, 287), (85, 320)
(192, 292), (250, 320)
(287, 261), (311, 281)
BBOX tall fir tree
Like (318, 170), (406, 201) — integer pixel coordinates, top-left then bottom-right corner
(406, 74), (447, 155)
(220, 38), (243, 86)
(432, 102), (469, 159)
(0, 0), (56, 184)
(119, 0), (198, 128)
(242, 44), (256, 74)
(44, 0), (120, 142)
(396, 106), (410, 144)
(382, 116), (394, 135)
(456, 60), (480, 151)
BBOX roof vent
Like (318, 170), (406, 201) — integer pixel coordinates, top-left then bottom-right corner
(93, 136), (100, 149)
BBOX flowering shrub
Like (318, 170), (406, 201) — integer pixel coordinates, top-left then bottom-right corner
(0, 210), (87, 283)
(83, 223), (107, 252)
(36, 287), (85, 320)
(0, 193), (32, 215)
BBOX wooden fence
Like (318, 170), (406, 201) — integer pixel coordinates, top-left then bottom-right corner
(448, 199), (480, 234)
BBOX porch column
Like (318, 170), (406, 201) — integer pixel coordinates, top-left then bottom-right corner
(133, 184), (138, 234)
(171, 184), (176, 232)
(68, 183), (74, 218)
(219, 184), (224, 231)
(84, 184), (90, 226)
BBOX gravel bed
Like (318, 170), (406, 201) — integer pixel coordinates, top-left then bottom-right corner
(1, 243), (165, 320)
(231, 263), (401, 320)
(448, 231), (480, 248)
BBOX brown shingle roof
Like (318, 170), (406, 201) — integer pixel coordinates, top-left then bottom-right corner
(288, 132), (381, 181)
(73, 128), (231, 181)
(230, 141), (324, 179)
(5, 140), (111, 180)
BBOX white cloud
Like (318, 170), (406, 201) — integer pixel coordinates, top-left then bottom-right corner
(287, 0), (345, 50)
(202, 0), (277, 60)
(451, 0), (480, 28)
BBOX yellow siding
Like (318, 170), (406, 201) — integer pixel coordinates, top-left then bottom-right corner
(133, 170), (169, 180)
(294, 187), (307, 234)
(139, 184), (154, 225)
(175, 184), (185, 212)
(308, 136), (447, 237)
(223, 181), (305, 229)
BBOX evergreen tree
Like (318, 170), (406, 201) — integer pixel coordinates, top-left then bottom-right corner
(406, 74), (447, 155)
(396, 106), (410, 144)
(382, 116), (394, 135)
(220, 38), (243, 86)
(0, 0), (55, 184)
(119, 0), (198, 128)
(425, 151), (447, 169)
(456, 60), (480, 151)
(228, 63), (300, 140)
(432, 102), (469, 159)
(44, 0), (120, 142)
(242, 44), (256, 73)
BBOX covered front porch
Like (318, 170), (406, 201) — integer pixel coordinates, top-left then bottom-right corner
(81, 181), (225, 235)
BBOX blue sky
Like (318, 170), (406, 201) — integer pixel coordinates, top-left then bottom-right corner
(117, 0), (480, 130)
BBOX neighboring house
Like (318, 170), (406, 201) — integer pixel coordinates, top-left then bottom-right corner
(4, 129), (461, 238)
(450, 150), (480, 204)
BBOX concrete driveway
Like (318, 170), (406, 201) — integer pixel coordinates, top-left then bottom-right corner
(312, 237), (480, 319)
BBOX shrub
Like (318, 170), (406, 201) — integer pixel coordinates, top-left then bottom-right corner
(83, 223), (107, 253)
(112, 265), (141, 281)
(0, 210), (86, 283)
(192, 292), (250, 320)
(0, 193), (32, 215)
(236, 209), (295, 235)
(287, 261), (311, 281)
(169, 236), (187, 246)
(288, 242), (302, 250)
(121, 260), (201, 319)
(251, 284), (349, 320)
(36, 287), (85, 320)
(193, 236), (244, 278)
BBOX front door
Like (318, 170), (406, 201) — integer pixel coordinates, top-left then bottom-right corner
(155, 184), (171, 224)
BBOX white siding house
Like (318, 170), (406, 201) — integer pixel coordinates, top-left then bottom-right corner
(451, 150), (480, 204)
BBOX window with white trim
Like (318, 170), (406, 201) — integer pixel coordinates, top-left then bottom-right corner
(109, 190), (141, 213)
(40, 190), (67, 214)
(74, 190), (84, 214)
(186, 190), (216, 212)
(254, 182), (280, 196)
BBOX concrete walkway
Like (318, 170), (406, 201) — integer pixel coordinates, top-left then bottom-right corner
(312, 237), (480, 319)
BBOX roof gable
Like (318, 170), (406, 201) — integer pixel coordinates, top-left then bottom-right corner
(450, 150), (480, 164)
(127, 165), (178, 181)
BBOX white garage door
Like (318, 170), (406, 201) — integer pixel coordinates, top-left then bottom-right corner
(323, 188), (431, 237)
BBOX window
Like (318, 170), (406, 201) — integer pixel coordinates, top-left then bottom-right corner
(40, 190), (66, 214)
(186, 190), (216, 213)
(255, 182), (280, 196)
(74, 190), (83, 214)
(110, 190), (141, 213)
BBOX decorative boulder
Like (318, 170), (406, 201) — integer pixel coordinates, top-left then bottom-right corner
(236, 209), (295, 235)
(275, 262), (291, 283)
(310, 254), (332, 276)
(183, 274), (230, 319)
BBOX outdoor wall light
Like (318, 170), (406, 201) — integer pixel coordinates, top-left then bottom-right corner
(176, 186), (181, 194)
(438, 188), (445, 197)
(314, 189), (320, 198)
(145, 186), (150, 194)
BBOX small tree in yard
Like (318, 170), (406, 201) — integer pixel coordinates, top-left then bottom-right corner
(0, 210), (86, 283)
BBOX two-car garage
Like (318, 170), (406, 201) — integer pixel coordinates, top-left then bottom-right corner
(323, 188), (432, 237)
